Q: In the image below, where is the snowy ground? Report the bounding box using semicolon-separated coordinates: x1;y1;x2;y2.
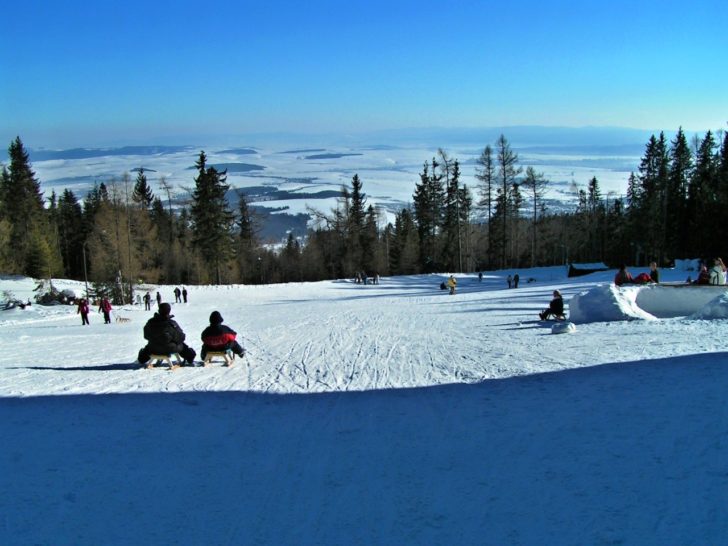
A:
2;266;728;544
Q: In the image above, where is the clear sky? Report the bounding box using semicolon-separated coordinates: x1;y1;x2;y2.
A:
1;0;727;147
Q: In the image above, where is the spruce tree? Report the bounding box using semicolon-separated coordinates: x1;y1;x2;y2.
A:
132;168;154;209
190;151;235;284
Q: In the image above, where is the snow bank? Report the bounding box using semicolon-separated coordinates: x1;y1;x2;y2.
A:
635;284;728;318
690;291;728;320
569;283;728;323
569;284;657;323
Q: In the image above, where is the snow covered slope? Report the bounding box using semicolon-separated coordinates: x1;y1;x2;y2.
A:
2;267;728;544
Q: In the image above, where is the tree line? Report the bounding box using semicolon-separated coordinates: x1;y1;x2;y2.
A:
1;128;726;300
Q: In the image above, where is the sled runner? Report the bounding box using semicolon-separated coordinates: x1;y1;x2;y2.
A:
203;350;234;367
146;353;182;370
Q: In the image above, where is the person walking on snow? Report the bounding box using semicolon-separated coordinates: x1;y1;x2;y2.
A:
447;275;457;295
174;287;181;303
77;298;90;325
99;297;113;324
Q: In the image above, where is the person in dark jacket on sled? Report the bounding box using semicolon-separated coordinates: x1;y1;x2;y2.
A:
200;311;245;361
539;290;565;321
137;302;196;366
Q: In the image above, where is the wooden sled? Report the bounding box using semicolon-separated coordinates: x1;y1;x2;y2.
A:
203;350;234;367
146;353;182;370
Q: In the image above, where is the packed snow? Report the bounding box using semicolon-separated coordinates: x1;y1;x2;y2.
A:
2;265;728;544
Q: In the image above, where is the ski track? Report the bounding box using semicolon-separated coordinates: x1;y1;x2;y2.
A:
2;273;728;397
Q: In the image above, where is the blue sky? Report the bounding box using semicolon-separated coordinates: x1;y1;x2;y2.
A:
1;0;727;147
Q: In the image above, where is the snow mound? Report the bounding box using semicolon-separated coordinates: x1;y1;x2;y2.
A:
569;284;657;324
690;291;728;320
551;321;576;334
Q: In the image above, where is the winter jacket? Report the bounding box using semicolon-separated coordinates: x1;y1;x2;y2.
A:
143;313;187;354
549;296;564;315
77;301;89;315
201;324;238;350
614;270;633;286
709;266;726;285
99;299;112;313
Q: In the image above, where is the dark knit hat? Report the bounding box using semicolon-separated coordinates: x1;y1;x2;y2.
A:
158;302;172;316
209;311;223;324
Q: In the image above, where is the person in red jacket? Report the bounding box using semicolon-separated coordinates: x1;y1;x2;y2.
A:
200;311;245;361
77;298;90;325
99;297;113;324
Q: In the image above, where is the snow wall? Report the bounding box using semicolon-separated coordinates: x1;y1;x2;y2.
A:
569;284;728;323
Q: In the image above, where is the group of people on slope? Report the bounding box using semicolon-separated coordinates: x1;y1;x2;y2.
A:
76;296;113;325
506;273;520;289
136;303;245;367
690;258;727;285
614;262;660;286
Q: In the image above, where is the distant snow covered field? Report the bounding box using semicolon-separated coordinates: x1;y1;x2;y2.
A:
2;265;728;544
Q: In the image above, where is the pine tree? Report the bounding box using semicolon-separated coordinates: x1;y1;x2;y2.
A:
190;151;235;284
132;168;154;209
412;159;445;272
667;128;692;259
687;131;717;256
521;166;548;267
475;145;496;269
1;137;59;276
495;135;521;268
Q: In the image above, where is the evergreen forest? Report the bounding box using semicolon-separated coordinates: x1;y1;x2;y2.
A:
1;128;727;302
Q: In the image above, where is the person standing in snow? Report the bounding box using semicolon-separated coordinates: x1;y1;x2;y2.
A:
182;287;188;303
447;275;457;295
174;287;181;303
709;258;726;285
513;273;520;288
143;291;151;311
507;274;512;289
98;297;113;324
200;311;245;361
156;291;162;306
137;303;196;366
77;298;90;325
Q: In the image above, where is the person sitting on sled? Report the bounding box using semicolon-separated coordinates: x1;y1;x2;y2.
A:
539;290;564;321
200;311;246;361
137;303;196;366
